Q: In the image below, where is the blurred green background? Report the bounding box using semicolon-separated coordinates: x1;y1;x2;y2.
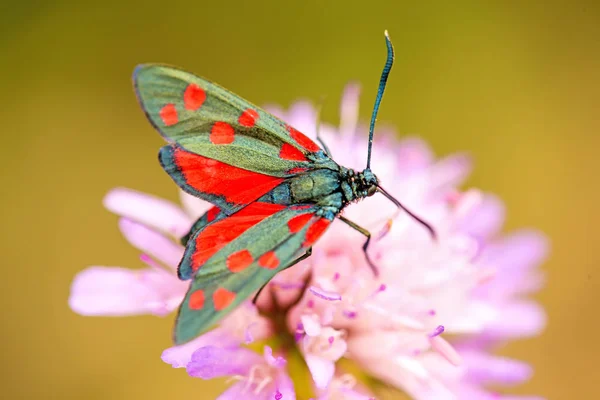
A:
1;1;598;398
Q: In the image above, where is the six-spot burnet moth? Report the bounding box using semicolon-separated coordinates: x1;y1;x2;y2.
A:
133;31;435;344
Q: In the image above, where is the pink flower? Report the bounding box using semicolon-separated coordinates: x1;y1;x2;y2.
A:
269;85;546;399
297;314;347;389
314;373;375;400
70;84;547;399
69;190;191;317
187;345;295;400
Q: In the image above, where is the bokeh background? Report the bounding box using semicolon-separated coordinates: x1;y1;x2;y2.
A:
1;1;598;399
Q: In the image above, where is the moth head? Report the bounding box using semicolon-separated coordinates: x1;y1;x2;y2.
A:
366;184;378;197
361;168;379;197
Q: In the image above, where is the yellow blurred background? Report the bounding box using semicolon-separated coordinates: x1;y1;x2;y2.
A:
1;1;598;399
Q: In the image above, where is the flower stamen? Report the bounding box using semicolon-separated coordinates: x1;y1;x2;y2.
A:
245;322;257;344
428;325;445;338
309;286;342;301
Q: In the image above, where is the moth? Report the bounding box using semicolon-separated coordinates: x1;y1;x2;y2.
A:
133;32;434;344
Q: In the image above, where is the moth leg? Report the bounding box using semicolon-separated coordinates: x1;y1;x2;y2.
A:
337;215;378;276
252;247;313;304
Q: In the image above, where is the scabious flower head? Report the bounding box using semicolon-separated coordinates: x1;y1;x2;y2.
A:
70;84;547;399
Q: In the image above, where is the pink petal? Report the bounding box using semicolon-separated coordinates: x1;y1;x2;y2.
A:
315;375;376;400
457;194;506;238
179;191;213;219
216;382;249;400
319;389;374;400
484;301;546;339
219;303;275;344
264;346;287;368
458;389;545;400
479;268;545;299
187;346;260;379
429;153;473;193
429;336;462;366
161;328;239;368
104;187;192;236
482;230;549;272
339;83;361;138
304;354;335;389
462;352;533;385
118;219;183;269
301;315;322;337
396;137;434;173
475;230;548;299
286;101;318;137
69;266;184;316
261;263;312;310
325;333;348;361
348;330;428;361
455;386;545;400
274;370;296;400
263;104;286;119
334;391;374;400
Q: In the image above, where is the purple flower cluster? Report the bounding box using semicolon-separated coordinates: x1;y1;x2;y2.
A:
70;85;546;399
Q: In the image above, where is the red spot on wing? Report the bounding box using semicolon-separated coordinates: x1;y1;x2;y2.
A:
238;109;259;127
258;251;279;269
280;143;307;162
159;104;178;126
210;122;235;144
183;84;206;111
188;289;205;310
288;213;314;233
227;249;254;273
288;126;320;152
192;202;286;272
213;288;236;310
304;218;331;247
173;147;284;205
207;206;220;223
287;167;308;174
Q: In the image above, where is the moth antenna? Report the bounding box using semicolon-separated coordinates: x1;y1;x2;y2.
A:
376;186;437;240
366;30;395;170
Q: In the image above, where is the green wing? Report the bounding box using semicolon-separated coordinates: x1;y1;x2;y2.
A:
174;204;332;344
134;64;338;177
